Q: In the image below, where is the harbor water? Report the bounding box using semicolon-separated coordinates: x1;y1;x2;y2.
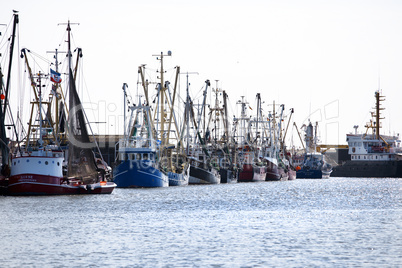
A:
1;178;401;267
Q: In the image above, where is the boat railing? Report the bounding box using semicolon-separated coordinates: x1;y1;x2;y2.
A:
19;148;64;158
116;137;158;150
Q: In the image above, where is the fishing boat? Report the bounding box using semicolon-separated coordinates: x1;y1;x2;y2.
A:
202;82;237;183
296;121;332;179
113;86;169;188
8;21;115;195
331;91;402;177
263;101;286;181
235;96;266;182
183;79;220;185
187;148;221;184
137;52;190;186
237;151;266;182
264;103;296;181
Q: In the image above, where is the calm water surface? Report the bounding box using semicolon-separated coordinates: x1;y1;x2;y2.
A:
1;178;401;267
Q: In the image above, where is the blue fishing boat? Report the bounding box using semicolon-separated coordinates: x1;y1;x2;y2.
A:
113;89;168;188
296;121;332;179
296;152;332;179
113;148;169;188
136;52;190;187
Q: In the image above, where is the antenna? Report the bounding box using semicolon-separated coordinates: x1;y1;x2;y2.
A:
378;63;381;92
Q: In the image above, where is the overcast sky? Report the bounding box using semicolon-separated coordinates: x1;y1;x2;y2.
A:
2;0;402;146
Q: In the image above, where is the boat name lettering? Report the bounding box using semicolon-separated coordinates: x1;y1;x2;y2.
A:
19;175;35;182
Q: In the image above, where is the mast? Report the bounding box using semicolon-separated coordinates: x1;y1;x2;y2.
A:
235;96;249;147
214;81;219;142
46;48;66;137
57;20;74;111
194;80;210;143
185;73;191;155
223;90;229;143
54;49;60;136
138;65;157;138
37;72;45;148
0;13;18;166
314;121;318;152
3;13;18;119
20;49;39;101
138;65;149;105
374;91;385;140
153;52;169;146
277;104;285;146
67;22;72;75
122;83;128;140
166;66;180;144
282;108;294;146
255;93;260;142
160;53;165;145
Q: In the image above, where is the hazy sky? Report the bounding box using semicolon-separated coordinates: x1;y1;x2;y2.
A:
2;0;402;146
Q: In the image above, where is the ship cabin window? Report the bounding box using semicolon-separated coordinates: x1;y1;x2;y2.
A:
358;156;360;159
199;155;204;161
376;156;378;159
143;154;148;160
129;154;135;160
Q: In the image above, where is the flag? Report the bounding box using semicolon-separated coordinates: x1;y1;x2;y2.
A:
50;69;62;83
